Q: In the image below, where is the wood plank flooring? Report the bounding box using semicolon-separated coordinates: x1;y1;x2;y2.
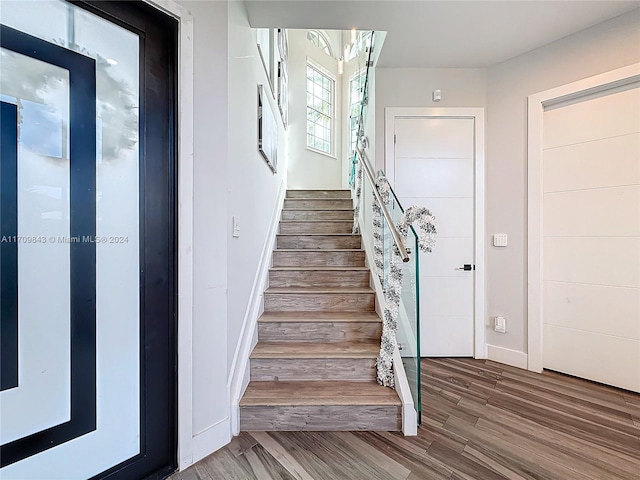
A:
172;358;640;480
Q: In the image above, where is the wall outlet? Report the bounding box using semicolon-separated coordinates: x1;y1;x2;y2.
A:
493;234;508;247
494;316;506;333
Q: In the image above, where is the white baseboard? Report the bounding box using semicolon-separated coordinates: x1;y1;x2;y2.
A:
228;180;286;435
393;348;417;436
487;344;528;370
191;418;231;465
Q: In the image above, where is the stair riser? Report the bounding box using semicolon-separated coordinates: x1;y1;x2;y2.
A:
277;235;361;250
251;358;376;381
264;293;375;312
282;210;354;221
273;251;365;267
269;270;370;288
283;199;353;210
279;222;353;234
286;190;351;199
258;322;382;343
240;405;401;431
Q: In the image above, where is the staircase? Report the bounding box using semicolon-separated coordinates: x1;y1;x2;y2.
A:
239;189;402;431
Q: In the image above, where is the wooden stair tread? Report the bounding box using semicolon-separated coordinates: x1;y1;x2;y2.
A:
258;311;381;323
282;207;354;211
265;286;373;294
251;341;379;358
277;233;360;236
240;381;400;406
270;266;368;271
279;219;353;223
275;248;364;252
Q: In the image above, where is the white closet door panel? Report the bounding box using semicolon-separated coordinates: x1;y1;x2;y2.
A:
544;281;640;340
544;325;640;392
544;185;640;237
544;237;640;288
421;316;474;357
543;87;640;149
421;238;473;277
421;276;473;317
543;133;640;192
395;158;473;198
395;118;474;158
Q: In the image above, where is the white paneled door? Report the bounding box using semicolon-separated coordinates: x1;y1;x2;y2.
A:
542;85;640;393
392;117;476;356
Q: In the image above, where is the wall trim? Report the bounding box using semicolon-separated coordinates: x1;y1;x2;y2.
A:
228;179;287;435
393;348;417;436
143;0;195;472
526;63;640;373
486;345;528;370
384;107;487;359
191;417;231;465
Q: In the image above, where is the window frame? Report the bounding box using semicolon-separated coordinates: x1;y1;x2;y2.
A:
305;59;336;158
306;30;333;58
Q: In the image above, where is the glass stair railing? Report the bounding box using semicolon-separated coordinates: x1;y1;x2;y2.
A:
348;31;436;428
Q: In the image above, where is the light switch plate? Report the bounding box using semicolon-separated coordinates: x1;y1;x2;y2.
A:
232;216;240;238
494;316;506;333
493;233;508;247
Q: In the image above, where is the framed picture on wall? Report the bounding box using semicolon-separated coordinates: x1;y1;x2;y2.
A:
278;61;288;128
256;28;271;88
258;84;277;173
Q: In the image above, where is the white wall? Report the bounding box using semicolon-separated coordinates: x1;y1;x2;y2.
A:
371;9;640;363
174;0;287;467
176;0;230;461
287;29;342;189
227;0;287;376
485;8;640;355
374;67;487;171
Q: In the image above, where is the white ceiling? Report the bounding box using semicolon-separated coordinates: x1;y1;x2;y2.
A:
244;1;640;67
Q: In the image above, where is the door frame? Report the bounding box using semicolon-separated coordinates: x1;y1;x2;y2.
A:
527;63;640;373
385;107;486;359
142;0;194;471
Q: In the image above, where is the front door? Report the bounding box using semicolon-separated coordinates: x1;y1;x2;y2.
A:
390;116;476;357
0;1;177;478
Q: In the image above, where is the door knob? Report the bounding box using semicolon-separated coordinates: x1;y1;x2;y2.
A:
455;264;474;271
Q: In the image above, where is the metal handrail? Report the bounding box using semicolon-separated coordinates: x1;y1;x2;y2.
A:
356;148;409;262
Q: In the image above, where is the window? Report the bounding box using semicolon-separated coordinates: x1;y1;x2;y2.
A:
349;71;367;155
306;63;334;155
306;30;333;58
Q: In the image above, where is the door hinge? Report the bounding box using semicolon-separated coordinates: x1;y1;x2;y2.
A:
394;133;397;144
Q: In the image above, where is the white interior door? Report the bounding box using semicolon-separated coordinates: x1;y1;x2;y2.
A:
393;117;475;356
542;85;640;393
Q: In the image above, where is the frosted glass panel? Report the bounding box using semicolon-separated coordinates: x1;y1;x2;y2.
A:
1;0;142;477
0;49;71;444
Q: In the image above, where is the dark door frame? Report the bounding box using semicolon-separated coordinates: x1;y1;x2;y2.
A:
73;2;179;479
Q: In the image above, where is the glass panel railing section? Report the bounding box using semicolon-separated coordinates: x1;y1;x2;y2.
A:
349;31;375;187
383;190;421;421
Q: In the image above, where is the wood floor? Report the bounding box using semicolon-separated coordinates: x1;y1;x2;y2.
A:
172;358;640;480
